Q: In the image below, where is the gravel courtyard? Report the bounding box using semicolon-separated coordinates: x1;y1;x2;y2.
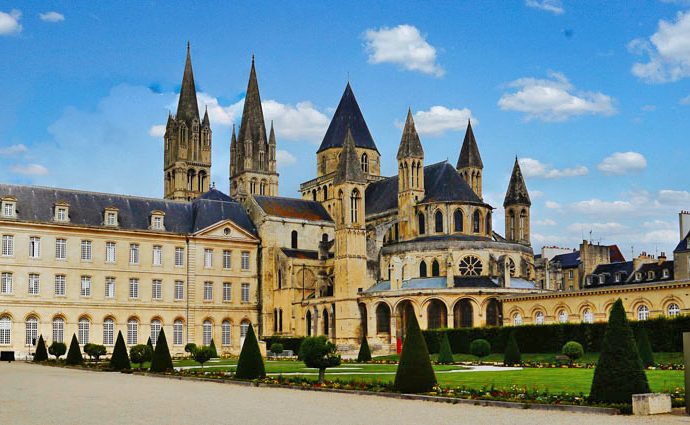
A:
0;363;686;425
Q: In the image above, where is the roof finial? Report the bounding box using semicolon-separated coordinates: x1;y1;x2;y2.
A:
251;53;255;64
187;40;190;53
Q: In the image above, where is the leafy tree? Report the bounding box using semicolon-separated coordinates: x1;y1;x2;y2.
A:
394;313;436;393
562;341;584;365
235;325;266;379
48;341;67;361
437;333;454;364
150;329;174;373
65;334;84;365
590;299;650;403
129;344;152;369
503;331;521;366
193;346;213;370
470;339;491;359
109;331;130;370
357;337;372;363
84;344;107;362
209;338;218;358
184;343;197;357
635;327;655;368
34;335;48;362
299;336;341;383
270;343;284;355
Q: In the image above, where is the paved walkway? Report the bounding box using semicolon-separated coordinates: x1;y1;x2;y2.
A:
0;362;686;425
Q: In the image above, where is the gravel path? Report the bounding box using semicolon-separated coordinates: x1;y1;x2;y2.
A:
0;362;686;425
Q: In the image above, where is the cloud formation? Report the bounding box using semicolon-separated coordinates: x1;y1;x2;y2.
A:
403;106;475;136
363;24;444;77
276;150;296;167
519;157;588;179
0;144;28;155
39;11;64;22
263;100;329;143
525;0;564;15
597;151;647;175
498;72;616;121
0;9;22;35
11;164;48;176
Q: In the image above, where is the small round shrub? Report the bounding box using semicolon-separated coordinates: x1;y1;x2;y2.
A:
130;344;152;368
48;341;67;360
184;343;197;355
270;343;284;355
84;343;107;362
562;341;584;363
193;346;214;368
469;339;491;358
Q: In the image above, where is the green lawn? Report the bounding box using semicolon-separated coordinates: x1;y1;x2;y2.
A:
375;352;684;365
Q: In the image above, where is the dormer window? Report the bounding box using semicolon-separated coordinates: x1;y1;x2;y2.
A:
150;211;165;230
104;208;119;227
648;271;655;280
598;275;605;284
614;272;621;283
54;202;69;223
2;198;16;218
585;276;592;285
635;272;642;281
662;269;670;278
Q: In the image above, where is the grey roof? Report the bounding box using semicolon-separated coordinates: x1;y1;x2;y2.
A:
254;196;333;222
176;43;200;125
197;188;234;202
589;261;634;287
281;248;321;260
396;109;424;160
509;278;537;289
674;231;690;252
551;251;580;268
456;121;483;169
333;127;367;185
317;83;378;153
453;276;499;288
504;158;531;207
633;261;674;282
0;184;257;236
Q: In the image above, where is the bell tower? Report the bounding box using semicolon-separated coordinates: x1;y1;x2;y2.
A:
456;120;483;199
396;109;424;241
504;157;531;245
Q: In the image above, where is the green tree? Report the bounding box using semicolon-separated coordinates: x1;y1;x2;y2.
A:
146;336;153;351
84;344;107;362
209;338;218;358
270;343;284;355
590;299;650;403
470;339;491;359
357;336;372;363
34;335;48;362
562;341;584;365
129;344;152;369
193;346;213;370
437;333;454;364
235;325;266;379
184;343;197;357
65;334;84;365
394;313;436;393
48;341;67;361
503;331;521;366
299;336;341;383
150;329;174;373
109;331;131;370
636;327;655;368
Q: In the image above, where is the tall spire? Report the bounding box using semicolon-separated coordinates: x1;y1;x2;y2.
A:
334;127;366;185
457;120;483;169
202;106;210;126
318;82;378;153
175;42;200;124
396;108;424;160
268;120;276;145
237;55;266;143
504;157;531;207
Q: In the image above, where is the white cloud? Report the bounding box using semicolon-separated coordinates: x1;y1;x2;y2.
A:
0;9;22;35
597;151;647;175
530;190;544;199
534;218;557;226
39;11;64;22
629;11;690;83
263;100;330;143
11;164;48;176
657;189;690;206
195;93;243;126
276;150;297;167
566;222;626;233
498;71;616;121
545;201;561;209
519;157;588;179
148;125;166;138
0;144;28;155
680;94;690;105
525;0;564;15
400;106;474;136
363;24;444;77
570;199;634;214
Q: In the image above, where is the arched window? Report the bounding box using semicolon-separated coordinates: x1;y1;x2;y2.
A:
361;153;368;173
311;190;317;200
418;213;426;235
376;303;391;334
431;259;440;277
350;189;360;224
519;210;527;240
323;309;330;336
535;311;545;325
273;309;278;333
26;316;39;346
509;210;516;240
427;299;447;329
0;316;11;345
419;261;427;278
323;185;328;200
558;310;568;323
203;320;213;345
53;317;65;343
637;305;650;321
222;320;232;346
473;210;481;233
150;319;161;346
458;255;483;276
260;180;267;195
486;211;492;234
291;230;298;249
582;309;594;324
103;318;114;345
306;311;312;336
453;209;463;232
240;320;250;346
454;299;473;328
486;299;501;326
513;313;522;326
434;210;444;233
338;190;345;225
668;303;681;317
173;320;184;346
127;318;138;345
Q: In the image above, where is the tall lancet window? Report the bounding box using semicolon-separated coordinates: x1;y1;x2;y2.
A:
350;189;360;224
361;153;368;173
509;210;516;240
519;210;527;240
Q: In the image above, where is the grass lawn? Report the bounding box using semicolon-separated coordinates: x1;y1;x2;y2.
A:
375;352;684;365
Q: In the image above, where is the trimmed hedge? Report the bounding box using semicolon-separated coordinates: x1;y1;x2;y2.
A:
150;329;174;372
422;314;690;354
34;335;48;362
262;336;304;354
235;325;265;379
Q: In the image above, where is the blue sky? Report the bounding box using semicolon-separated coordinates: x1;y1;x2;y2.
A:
1;1;690;257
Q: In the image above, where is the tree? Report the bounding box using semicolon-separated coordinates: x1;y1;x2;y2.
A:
184;343;197;357
129;344;152;369
270;343;284;356
590;299;650;404
109;331;131;370
84;344;107;362
209;338;218;358
394;313;436;393
34;335;48;362
235;325;266;380
150;329;174;373
146;336;153;351
357;337;372;363
470;339;491;359
48;341;67;361
299;336;341;383
636;327;655;368
65;334;84;366
503;331;521;366
562;341;584;365
437;333;454;364
193;346;213;370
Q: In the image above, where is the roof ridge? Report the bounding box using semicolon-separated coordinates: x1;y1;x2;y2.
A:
0;183;188;205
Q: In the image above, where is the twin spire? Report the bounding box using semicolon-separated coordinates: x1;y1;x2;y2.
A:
457;120;483;169
504;157;531;207
238;55;267;144
334;127;367;185
396;109;424;160
176;42;200;124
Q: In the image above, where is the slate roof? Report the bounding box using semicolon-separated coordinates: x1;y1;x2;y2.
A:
551;251;580;268
609;245;626;262
456;121;483;169
333;128;367;185
454;276;499;288
396;109;424;160
197;188;234;202
317;83;378;153
634;261;674;282
504;158;531;207
0;184;257;236
365;161;485;216
588;261;634;287
254;196;333;222
674;231;690;252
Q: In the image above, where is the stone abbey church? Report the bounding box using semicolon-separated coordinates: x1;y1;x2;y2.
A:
2;45;690;357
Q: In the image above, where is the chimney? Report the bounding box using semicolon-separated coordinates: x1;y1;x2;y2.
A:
680;211;690;240
658;251;667;264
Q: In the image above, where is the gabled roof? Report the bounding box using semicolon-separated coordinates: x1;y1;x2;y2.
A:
253;196;333;222
396;109;424;160
176;42;200;124
609;245;626;262
551;251;580;268
504;157;531;207
317;83;378;153
197;188;234;202
237;56;267;143
456;121;483;169
633;261;674;282
674;231;690;252
589;261;634;287
333;127;367;185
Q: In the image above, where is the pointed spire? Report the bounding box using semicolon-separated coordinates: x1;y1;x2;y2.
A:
397;108;424;160
268;120;276;145
457;120;483;169
231;124;237;144
202;106;210;126
237;55;266;144
334;127;367;185
318;82;378;153
504;157;531;207
175;42;200;124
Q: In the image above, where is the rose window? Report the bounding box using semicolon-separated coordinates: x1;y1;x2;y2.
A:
458;255;483;276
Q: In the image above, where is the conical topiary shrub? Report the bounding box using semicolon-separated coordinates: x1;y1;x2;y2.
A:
34;335;48;362
504;331;521;366
437;333;454;364
635;327;655;368
110;330;131;370
150;328;174;373
147;336;153;351
394;313;437;393
65;334;84;365
209;338;218;358
589;299;650;403
235;325;265;379
357;336;372;363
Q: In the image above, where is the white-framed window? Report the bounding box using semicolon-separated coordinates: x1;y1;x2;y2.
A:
223;282;232;302
0;316;10;344
152;245;162;266
129;278;139;299
240;321;250;340
152;279;162;300
175;247;184;266
173;320;183;345
25;316;38;346
29;236;41;258
558;310;568;323
662;269;670;278
583;309;594;324
103;318;114;345
614;273;621;283
52;317;64;343
28;273;40;295
174;280;184;300
222;320;231;346
78;317;90;344
105;277;115;298
668;303;681;317
203;281;213;301
241;251;250;270
55;206;68;222
535;311;544;325
81;240;92;261
127;319;138;345
648;271;655;280
513;313;522;326
637;305;650;320
129;244;139;265
204;249;213;268
55;275;65;296
150;320;161;345
223;250;232;269
55;238;66;260
105;242;116;263
105;211;118;226
152;215;163;230
80;276;91;297
202;320;212;345
241;283;250;303
568;270;574;279
1;272;12;294
2;201;16;218
1;235;14;256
